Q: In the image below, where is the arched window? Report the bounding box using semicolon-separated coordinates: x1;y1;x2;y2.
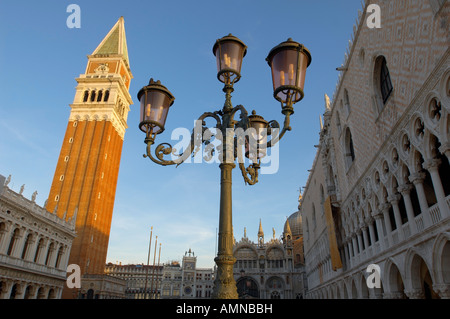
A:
83;90;89;102
344;127;355;169
87;289;94;299
97;90;103;102
312;204;316;229
21;233;32;259
305;218;309;240
55;246;64;268
344;89;351;115
34;238;44;263
104;90;110;102
0;222;7;248
375;56;393;105
320;185;325;216
380;57;393;103
45;242;55;266
90;90;96;102
336;111;342;134
7;228;19;256
9;284;17;299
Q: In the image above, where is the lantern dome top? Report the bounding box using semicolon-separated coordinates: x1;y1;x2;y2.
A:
266;38;312;67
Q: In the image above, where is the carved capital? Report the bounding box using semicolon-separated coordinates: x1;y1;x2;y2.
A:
433;284;450;299
423;158;441;172
379;203;391;213
398;183;413;195
365;216;374;224
387;194;402;205
404;289;425;299
409;171;426;185
372;209;384;219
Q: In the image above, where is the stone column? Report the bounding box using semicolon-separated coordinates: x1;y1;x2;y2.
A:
380;204;393;247
36;238;50;265
8;228;22;257
398;183;419;234
362;224;370;252
27;285;38;299
424;159;449;219
0;222;12;254
48;242;58;267
59;245;71;270
388;194;405;241
372;210;386;250
343;241;350;267
351;235;358;257
22;234;34;261
14;283;26;299
409;172;432;227
29;236;42;263
357;229;364;253
366;217;376;247
346;239;353;268
12;228;27;258
0;281;13;299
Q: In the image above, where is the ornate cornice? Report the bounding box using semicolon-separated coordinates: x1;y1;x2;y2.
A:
68;104;128;139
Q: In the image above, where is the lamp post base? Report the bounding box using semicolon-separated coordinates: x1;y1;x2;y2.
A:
212;255;238;299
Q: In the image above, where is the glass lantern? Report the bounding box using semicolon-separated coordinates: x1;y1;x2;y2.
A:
213;34;247;85
266;38;311;111
138;78;175;136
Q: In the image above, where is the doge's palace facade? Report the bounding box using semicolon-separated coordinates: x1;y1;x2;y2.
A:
301;0;450;299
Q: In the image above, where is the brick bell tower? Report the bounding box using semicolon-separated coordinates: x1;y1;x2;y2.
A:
46;17;133;298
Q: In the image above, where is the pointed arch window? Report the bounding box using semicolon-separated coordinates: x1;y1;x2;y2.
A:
344;127;355;169
343;89;351;116
379;56;393;104
336;111;342;135
312;203;316;229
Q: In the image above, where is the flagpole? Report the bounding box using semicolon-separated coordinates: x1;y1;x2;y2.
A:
155;243;162;299
150;235;158;298
143;226;152;299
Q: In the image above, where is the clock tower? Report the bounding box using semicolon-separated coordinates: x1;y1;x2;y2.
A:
181;249;197;298
46;17;133;298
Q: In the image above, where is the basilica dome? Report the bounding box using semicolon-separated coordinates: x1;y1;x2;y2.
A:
284;210;303;238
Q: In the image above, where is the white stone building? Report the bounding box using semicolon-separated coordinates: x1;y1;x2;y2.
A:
106;249;214;299
300;0;450;299
0;174;76;299
232;219;307;299
104;262;163;299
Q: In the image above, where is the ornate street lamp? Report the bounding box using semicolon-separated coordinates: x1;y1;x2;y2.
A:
138;35;311;299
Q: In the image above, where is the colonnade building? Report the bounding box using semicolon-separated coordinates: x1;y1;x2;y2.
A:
0;174;76;299
300;0;450;299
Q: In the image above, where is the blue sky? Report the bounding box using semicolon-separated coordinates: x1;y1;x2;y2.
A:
0;0;363;268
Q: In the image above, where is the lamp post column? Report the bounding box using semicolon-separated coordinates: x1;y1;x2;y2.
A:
213;161;238;299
